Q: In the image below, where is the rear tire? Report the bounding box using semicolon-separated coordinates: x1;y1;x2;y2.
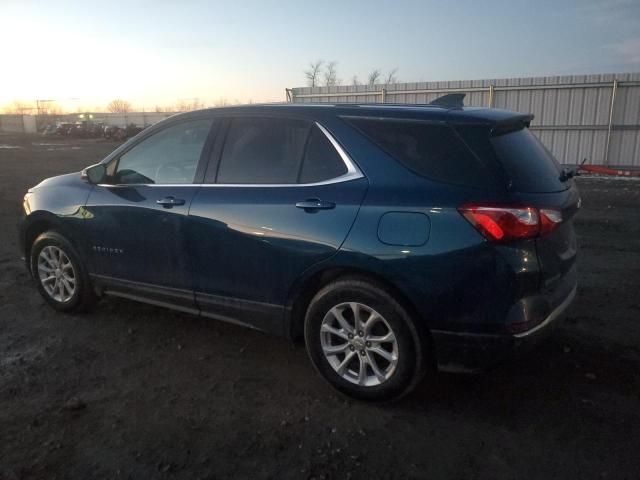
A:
30;231;95;312
304;277;427;402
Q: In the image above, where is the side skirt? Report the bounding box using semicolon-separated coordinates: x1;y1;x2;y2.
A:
90;274;199;315
90;274;285;335
196;291;285;336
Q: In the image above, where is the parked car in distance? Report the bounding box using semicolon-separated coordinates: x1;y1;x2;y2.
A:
87;122;105;138
55;123;76;136
69;124;88;137
102;124;145;141
19;99;579;401
103;125;119;139
41;125;57;136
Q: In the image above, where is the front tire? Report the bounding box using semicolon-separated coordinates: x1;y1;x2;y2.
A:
304;277;427;402
30;231;95;312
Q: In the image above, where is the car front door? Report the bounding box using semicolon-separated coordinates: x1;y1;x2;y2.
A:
84;116;217;310
187;115;368;334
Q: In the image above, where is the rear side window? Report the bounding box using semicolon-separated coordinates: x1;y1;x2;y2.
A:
490;128;565;193
217;117;309;184
298;126;347;183
345;117;490;187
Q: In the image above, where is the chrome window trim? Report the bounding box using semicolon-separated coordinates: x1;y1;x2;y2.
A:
313;122;361;179
99;121;364;188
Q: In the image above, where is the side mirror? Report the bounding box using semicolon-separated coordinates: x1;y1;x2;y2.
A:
81;163;107;184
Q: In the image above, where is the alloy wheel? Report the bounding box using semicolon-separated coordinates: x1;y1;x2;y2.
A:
320;302;399;387
37;245;76;303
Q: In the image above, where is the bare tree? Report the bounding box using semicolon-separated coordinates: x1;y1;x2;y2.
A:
175;98;204;112
190;98;204;110
351;75;360;86
367;69;381;87
324;61;338;87
106;99;132;113
384;68;399;85
45;102;63;115
304;60;324;87
35;100;63;115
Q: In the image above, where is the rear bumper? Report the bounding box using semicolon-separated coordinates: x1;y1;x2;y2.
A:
432;284;577;372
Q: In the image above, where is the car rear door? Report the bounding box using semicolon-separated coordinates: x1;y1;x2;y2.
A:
84;116;217;310
186;115;368;334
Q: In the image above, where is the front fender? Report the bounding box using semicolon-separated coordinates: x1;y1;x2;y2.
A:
19;173;94;269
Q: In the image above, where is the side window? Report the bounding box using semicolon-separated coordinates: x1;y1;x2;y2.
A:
298;126;348;183
217;117;309;184
114;118;213;184
344;117;491;188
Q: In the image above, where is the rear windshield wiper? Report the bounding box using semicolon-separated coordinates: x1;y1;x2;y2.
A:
559;167;577;182
560;157;587;182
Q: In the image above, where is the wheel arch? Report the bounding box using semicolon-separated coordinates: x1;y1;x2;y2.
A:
22;212;70;273
285;263;430;347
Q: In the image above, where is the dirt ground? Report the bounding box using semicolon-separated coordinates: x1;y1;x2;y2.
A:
1;133;639;480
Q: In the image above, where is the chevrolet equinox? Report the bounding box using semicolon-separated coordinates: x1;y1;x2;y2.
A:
19;98;579;401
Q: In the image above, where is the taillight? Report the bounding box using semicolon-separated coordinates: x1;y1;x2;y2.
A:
539;208;563;235
458;203;562;242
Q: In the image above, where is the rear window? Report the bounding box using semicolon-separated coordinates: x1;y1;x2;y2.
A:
345;117;491;188
299;126;347;183
490;128;565;193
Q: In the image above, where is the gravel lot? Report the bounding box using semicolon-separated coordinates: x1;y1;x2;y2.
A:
1;133;639;479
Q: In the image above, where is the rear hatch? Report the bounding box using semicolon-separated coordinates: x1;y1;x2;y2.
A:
489;124;580;295
458;116;580;296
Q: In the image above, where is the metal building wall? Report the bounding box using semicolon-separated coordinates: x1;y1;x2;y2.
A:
0;115;37;133
289;73;640;168
0;115;26;133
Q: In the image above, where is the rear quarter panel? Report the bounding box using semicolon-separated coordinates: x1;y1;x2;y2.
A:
338;186;526;334
316;115;540;334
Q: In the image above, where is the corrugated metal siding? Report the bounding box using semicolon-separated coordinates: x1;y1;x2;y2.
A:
290;73;640;168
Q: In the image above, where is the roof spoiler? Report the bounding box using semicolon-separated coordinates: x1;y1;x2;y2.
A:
491;114;535;136
428;93;465;108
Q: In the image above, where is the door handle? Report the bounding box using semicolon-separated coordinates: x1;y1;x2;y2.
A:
156;196;186;208
295;199;336;211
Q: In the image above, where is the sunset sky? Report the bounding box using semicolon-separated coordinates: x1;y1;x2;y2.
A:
1;0;639;112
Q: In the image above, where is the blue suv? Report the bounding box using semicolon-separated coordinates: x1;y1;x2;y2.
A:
19;100;579;401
